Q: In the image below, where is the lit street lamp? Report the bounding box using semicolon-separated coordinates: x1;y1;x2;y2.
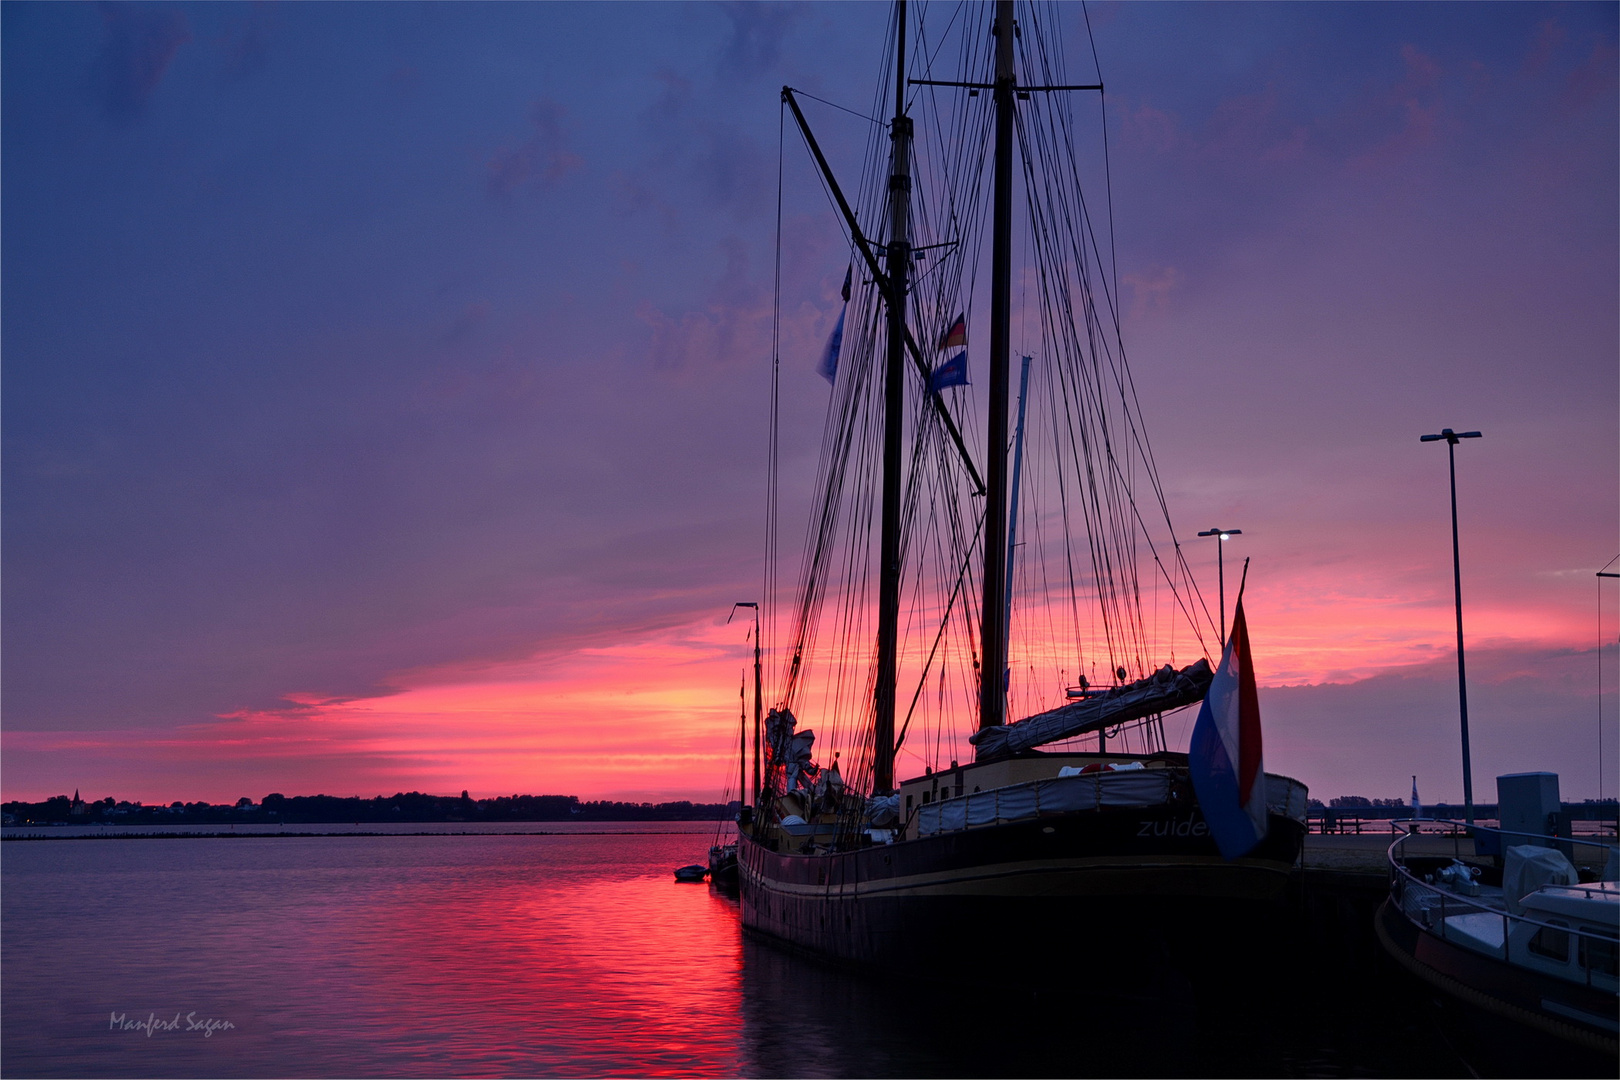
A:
1197;528;1243;648
1421;427;1481;825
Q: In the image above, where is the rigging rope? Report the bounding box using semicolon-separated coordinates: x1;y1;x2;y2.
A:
765;1;1221;801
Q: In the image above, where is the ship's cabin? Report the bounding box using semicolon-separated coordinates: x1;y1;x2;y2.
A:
1513;883;1620;990
895;750;1187;842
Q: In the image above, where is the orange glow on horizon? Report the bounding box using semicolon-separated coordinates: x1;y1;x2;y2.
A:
1;552;1596;806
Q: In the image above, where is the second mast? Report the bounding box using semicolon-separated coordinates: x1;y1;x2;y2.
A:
873;0;912;793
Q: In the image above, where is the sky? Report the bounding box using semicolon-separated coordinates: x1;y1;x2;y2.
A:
4;1;1616;807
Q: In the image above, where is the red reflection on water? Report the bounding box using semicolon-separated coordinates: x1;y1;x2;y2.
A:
2;831;750;1078
298;834;744;1077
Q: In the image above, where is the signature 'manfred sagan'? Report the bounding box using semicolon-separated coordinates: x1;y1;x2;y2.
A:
109;1011;234;1038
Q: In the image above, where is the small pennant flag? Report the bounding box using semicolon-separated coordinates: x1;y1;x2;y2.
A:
939;313;966;351
841;264;852;303
817;307;846;385
929;350;969;393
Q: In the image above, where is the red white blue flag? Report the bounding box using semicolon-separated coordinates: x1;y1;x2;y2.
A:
939;313;966;351
1188;598;1267;858
929;349;968;392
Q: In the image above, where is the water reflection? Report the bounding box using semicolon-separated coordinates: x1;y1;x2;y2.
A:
736;910;1470;1079
4;831;747;1077
3;830;1469;1078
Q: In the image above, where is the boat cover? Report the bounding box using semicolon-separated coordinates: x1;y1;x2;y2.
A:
969;659;1214;761
864;793;900;826
1504;844;1578;915
765;707;820;793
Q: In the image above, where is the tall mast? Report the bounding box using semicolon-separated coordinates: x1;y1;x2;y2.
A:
873;0;911;793
978;0;1016;731
752;604;762;805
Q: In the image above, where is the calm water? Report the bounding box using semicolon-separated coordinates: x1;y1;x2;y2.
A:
2;824;1469;1078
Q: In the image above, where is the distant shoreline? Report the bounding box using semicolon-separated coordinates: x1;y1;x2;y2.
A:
3;792;741;828
1;824;727;841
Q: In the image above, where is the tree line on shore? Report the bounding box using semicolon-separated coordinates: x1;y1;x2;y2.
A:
7;791;1613;827
1308;796;1618;820
2;791;740;825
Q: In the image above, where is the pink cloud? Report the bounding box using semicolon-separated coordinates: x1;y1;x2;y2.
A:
1350;44;1446;168
1123;265;1179;318
1123;101;1179;154
1;619;757;805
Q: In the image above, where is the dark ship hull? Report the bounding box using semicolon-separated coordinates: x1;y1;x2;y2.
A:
739;794;1304;971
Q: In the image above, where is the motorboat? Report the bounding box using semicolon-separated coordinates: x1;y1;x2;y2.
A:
1378;821;1618;1074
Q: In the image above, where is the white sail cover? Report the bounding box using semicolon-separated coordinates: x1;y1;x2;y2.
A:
915;770;1308;838
970;660;1214;761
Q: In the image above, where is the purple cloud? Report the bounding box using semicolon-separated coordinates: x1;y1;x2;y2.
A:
93;3;190;122
1562;36;1619;114
486;98;583;199
717;2;798;78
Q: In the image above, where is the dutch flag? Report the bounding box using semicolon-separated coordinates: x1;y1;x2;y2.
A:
929;349;969;393
1188;598;1268;859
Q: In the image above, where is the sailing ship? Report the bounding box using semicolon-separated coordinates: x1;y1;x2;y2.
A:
736;0;1308;971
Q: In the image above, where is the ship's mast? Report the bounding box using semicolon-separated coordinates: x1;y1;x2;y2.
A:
873;0;911;793
978;0;1016;731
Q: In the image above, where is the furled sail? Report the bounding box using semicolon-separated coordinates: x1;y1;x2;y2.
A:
969;660;1214;762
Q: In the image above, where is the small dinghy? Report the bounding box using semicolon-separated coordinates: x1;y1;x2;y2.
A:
673;864;708;883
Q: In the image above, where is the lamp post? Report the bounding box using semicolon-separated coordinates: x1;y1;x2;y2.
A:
1197;528;1243;648
1421;428;1481;824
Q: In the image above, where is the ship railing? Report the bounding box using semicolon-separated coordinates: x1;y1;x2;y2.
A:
1309;812;1468;836
1387;819;1619;990
914;771;1307;838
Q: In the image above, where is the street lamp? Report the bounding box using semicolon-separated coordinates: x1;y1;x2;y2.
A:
1197;528;1243;648
1421;427;1481;824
